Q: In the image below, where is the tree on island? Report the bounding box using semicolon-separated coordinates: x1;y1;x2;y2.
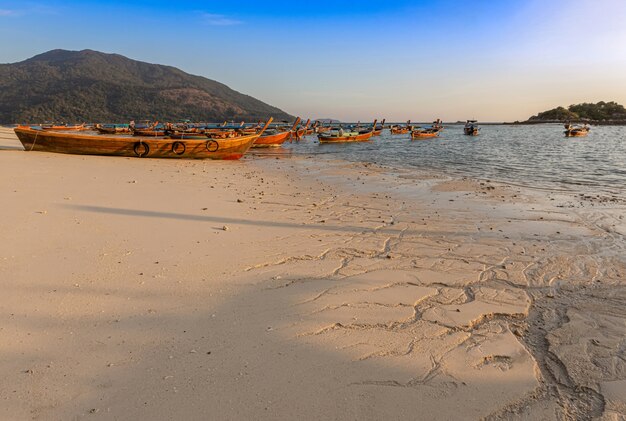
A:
528;101;626;122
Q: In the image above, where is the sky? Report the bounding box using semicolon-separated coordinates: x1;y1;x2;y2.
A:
1;0;626;121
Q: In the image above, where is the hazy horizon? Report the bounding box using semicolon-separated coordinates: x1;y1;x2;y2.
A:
1;0;625;122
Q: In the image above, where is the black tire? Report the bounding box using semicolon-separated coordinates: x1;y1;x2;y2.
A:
134;142;149;157
172;141;186;155
206;140;219;153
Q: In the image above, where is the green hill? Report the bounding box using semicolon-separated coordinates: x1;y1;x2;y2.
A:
0;49;294;124
528;101;626;122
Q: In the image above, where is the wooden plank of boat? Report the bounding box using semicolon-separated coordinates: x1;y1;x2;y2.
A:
14;118;273;160
318;120;377;143
254;117;301;147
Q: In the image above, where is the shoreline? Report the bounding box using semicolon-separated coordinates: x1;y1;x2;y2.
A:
1;129;625;419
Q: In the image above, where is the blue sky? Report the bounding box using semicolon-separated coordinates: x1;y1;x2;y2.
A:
1;0;626;121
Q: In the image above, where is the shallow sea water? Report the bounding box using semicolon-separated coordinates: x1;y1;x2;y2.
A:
283;124;626;198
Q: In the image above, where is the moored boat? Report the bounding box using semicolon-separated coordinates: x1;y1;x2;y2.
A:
410;127;440;139
293;119;311;140
14;118;273;160
463;120;480;136
318;120;377;143
564;124;590;137
390;120;411;135
372;119;386;136
253;117;301;147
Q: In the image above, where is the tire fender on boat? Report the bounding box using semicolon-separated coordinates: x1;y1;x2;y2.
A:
134;141;150;157
172;141;186;155
206;140;219;153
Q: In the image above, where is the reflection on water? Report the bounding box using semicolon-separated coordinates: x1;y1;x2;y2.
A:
283;124;626;197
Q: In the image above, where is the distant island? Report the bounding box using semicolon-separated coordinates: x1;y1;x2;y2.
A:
526;101;626;124
0;49;294;124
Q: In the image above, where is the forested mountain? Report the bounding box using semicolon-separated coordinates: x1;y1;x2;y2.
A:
0;49;293;123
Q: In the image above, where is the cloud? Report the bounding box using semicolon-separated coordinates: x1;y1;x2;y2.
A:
202;13;242;26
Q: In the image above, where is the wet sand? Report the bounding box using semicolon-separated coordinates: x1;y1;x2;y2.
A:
1;127;625;420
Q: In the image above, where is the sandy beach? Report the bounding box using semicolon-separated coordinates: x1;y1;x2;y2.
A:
1;126;625;420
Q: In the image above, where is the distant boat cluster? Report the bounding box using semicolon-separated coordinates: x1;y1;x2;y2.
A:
13;117;590;160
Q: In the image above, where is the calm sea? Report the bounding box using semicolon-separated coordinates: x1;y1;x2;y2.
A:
283;124;626;198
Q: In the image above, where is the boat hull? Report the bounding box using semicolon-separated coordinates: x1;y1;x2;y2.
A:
14;127;259;160
390;128;409;135
253;130;292;147
411;131;439;139
564;130;589;137
318;132;374;143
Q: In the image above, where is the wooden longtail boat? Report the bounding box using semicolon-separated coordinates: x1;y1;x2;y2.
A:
293;119;311;140
463;120;480;136
41;123;86;131
432;119;444;131
304;121;315;135
13;118;273;160
411;127;440;139
372;119;386;136
253;117;301;147
318;120;377;144
564;124;590;137
390;120;411;135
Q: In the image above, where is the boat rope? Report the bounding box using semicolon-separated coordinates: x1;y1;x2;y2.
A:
30;131;39;151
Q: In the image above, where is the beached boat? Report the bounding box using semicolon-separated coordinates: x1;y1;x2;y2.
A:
41;123;86;131
253;118;301;147
410;127;440;139
564;124;590;137
463;120;480;136
13;118;273;160
390;120;411;135
318;120;377;143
